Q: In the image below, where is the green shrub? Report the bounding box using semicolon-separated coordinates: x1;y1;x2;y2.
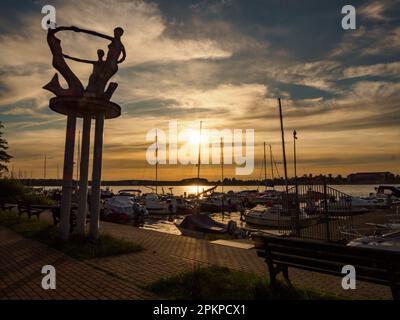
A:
0;178;54;205
20;192;55;205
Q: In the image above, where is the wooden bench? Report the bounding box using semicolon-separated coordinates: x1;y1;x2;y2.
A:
252;233;400;300
17;201;47;220
51;206;90;233
0;201;14;211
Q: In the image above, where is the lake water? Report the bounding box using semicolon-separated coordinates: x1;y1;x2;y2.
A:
108;184;391;198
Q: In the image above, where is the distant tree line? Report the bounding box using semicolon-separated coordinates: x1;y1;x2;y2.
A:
14;173;400;187
0;122;12;177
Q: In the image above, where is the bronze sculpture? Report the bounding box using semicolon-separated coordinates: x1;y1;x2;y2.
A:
43;26;126;101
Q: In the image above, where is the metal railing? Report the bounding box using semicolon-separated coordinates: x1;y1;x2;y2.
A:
278;180;354;242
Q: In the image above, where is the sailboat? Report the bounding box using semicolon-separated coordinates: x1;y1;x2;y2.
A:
144;132;175;215
253;143;283;205
244;99;299;228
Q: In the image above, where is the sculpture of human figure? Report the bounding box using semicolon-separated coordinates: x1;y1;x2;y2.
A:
43;26;85;97
65;26;126;99
63;49;109;98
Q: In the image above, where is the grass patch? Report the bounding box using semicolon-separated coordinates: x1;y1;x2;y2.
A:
147;266;338;300
0;210;143;260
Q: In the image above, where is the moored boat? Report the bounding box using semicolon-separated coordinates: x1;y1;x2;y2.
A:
347;230;400;252
244;204;316;228
103;190;147;223
175;213;242;239
144;193;176;215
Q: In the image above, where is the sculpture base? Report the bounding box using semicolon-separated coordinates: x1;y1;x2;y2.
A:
49;96;121;119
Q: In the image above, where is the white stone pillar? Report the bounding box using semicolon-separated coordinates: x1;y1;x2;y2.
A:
59;113;77;241
77;115;91;236
89;113;104;239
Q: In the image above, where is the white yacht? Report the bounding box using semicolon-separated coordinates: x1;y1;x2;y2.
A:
244;204;315;228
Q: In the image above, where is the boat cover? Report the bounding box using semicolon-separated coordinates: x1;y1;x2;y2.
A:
178;214;227;233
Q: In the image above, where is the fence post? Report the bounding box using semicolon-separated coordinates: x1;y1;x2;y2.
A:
294;181;300;237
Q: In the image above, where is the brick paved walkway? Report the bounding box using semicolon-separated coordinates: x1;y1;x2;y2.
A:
97;221;391;299
0;226;155;300
0;213;392;300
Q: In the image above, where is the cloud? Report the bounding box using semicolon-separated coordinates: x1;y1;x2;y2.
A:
342;61;400;78
258;60;342;92
330;25;400;58
359;0;400;21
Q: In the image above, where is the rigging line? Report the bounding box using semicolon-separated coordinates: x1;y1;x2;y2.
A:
271;153;282;180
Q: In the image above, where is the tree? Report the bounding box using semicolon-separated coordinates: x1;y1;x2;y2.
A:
0;122;12;176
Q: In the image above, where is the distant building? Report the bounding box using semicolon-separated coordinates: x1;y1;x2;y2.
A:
347;172;395;184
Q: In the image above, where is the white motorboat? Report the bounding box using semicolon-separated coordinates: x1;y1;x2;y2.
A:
103;191;147;223
199;194;238;213
244;204;315;228
145;193;176;215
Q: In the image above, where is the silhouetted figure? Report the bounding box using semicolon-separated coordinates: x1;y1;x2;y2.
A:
64;49;108;97
239;200;245;221
43;27;84;96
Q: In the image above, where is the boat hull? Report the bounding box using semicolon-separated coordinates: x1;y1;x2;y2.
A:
244;212;316;228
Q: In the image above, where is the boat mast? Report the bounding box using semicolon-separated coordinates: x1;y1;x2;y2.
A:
196;120;203;196
263;142;267;190
221;137;224;193
155;131;158;195
278;98;289;193
269;144;274;189
43;155;47;191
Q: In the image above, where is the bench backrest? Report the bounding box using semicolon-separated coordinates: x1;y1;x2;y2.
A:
17;201;31;210
253;233;400;284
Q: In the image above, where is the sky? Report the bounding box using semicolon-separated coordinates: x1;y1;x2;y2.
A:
0;0;399;181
